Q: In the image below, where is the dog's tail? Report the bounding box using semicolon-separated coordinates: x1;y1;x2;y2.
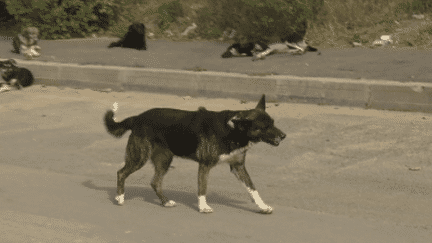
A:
104;110;135;138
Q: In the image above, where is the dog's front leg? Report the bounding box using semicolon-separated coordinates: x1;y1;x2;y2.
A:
198;164;213;213
230;164;273;214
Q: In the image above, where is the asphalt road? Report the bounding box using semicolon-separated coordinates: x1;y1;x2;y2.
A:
1;86;431;242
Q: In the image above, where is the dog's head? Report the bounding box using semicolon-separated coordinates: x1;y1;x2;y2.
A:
0;59;17;68
222;44;241;58
24;27;39;40
228;95;286;146
130;23;145;34
19;27;39;45
221;48;236;58
0;59;18;79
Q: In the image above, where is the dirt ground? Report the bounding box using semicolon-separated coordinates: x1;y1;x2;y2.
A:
0;86;431;242
1;37;432;83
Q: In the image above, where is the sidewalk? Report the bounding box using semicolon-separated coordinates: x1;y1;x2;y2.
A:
1;37;432;112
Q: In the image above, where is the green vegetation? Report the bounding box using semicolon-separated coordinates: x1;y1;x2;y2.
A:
3;0;432;47
6;0;118;39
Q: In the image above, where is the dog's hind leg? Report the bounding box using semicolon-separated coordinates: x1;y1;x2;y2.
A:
150;146;176;207
230;164;273;214
116;135;150;205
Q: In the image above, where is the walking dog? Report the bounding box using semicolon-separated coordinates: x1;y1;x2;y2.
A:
104;95;286;213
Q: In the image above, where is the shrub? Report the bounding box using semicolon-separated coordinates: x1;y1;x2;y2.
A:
5;0;119;39
157;0;184;31
196;0;318;42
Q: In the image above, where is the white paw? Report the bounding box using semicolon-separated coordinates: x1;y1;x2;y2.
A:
115;194;125;205
258;205;273;214
0;85;12;93
199;206;214;213
245;188;273;214
198;195;213;213
163;200;177;207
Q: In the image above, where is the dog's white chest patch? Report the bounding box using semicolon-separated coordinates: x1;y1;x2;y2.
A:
218;142;253;164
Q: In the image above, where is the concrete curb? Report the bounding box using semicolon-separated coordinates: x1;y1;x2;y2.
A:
6;59;432;113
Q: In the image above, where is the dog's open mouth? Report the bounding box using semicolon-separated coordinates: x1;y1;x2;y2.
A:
267;137;284;146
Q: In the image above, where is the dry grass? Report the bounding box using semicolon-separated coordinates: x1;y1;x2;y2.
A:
306;0;432;48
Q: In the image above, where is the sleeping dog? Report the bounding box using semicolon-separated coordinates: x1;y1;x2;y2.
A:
221;42;269;58
252;39;319;61
104;95;286;213
222;40;318;60
0;59;34;92
108;22;147;50
222;20;318;60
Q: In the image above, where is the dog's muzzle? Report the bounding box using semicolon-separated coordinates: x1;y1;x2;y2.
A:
264;128;286;146
271;135;285;146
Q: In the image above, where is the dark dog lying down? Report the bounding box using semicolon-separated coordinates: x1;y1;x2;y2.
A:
221;42;269;58
108;22;147;50
0;59;34;92
104;95;286;213
222;40;318;60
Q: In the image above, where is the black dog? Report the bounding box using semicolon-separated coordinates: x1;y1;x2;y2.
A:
108;22;147;50
0;59;34;89
104;95;286;213
221;42;269;58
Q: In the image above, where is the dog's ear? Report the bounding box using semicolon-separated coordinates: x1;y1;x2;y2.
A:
227;113;252;131
255;94;266;111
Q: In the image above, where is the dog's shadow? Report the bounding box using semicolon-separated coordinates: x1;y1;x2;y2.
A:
81;180;257;213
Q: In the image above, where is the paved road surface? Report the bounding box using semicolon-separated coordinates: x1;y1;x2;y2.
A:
1;86;431;242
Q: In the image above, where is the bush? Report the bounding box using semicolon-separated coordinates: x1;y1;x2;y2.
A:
157;0;184;31
196;0;318;42
5;0;119;39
